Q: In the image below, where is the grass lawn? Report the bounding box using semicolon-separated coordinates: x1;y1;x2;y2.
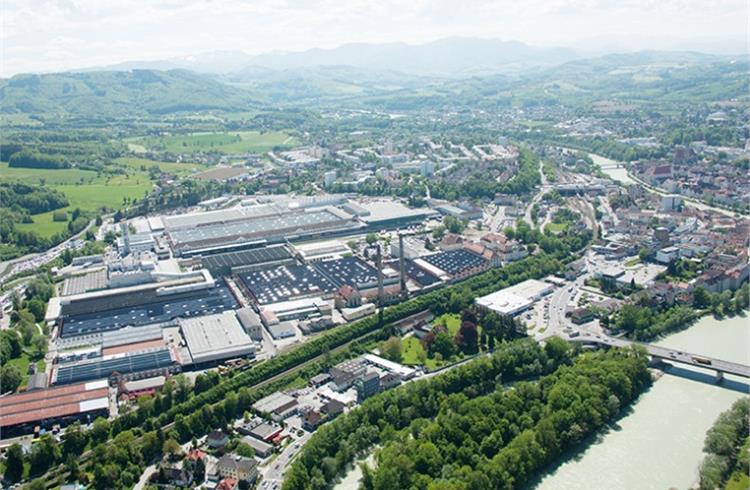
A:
5;347;46;390
136;130;296;154
400;335;458;371
545;222;568;234
435;313;461;336
402;336;426;366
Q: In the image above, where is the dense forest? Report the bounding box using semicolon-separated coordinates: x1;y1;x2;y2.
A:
283;342;652;489
7;150;69;169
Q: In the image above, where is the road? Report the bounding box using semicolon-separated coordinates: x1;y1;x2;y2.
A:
0;217;97;285
261;432;312;487
523;160;549;227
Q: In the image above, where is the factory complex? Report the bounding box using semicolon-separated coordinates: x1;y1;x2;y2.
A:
7;195;531;437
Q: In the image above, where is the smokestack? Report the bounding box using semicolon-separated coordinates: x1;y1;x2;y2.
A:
376;243;384;308
398;232;407;296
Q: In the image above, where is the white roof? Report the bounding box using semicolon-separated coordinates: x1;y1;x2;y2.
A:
180;311;256;364
475;279;554;316
79;397;109;412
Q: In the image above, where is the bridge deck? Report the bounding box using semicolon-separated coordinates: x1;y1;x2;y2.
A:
570;336;750;379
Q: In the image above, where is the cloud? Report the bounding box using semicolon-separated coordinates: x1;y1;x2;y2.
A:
1;0;746;75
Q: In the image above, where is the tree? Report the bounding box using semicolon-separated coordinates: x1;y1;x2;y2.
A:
235;442;255;458
90;417;110;444
4;443;24;482
693;286;711;309
544;336;571;365
444;215;466;234
26;298;47;322
1;364;22;393
454;320;478;354
163;438;182;460
29;434;60;476
380;336;403;363
62;421;88;456
430;331;455;359
365;233;379;246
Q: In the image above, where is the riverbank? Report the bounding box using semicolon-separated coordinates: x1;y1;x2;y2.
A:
534;314;750;490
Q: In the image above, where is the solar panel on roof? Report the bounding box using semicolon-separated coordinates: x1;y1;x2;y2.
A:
61;284;238;337
54;348;174;385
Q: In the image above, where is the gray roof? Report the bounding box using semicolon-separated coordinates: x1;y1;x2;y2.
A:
180;311;255;364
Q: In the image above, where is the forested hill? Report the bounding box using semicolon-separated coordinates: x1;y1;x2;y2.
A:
0;69;257;116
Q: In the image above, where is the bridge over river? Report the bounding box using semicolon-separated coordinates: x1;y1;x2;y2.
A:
571;335;750;381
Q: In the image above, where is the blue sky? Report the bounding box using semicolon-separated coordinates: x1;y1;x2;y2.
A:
1;0;746;76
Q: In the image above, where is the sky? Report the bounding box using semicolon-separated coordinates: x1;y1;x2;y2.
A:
1;0;747;76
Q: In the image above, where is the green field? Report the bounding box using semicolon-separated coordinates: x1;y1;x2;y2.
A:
0;162;99;185
135;130;296;154
2;160;164;237
16;181;152;237
114;157;210;177
435;313;461;336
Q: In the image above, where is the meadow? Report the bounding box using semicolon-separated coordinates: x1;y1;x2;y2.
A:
134;130;296;154
1;157;200;238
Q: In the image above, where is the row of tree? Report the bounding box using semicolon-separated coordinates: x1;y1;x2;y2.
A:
611;303;700;340
698;397;750;490
284;341;651;489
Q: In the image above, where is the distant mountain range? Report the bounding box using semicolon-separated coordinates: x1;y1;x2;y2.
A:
0;69;256;116
77;38;585;77
1;38;744;118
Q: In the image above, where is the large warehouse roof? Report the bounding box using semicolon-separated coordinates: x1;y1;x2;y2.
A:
168;207;359;253
313;256;383;290
180;311;256;365
0;380;109;429
238;264;336;305
52;348;175;385
475;279;554;317
200;245;293;275
421;249;487;276
61;283;238;338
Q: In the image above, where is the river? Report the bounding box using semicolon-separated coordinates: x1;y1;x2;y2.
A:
590;153;636;186
331;315;749;490
590;152;739;217
535;314;750;490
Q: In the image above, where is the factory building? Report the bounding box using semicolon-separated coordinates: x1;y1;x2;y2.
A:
179;311;257;366
0;380;110;437
475;279;555;318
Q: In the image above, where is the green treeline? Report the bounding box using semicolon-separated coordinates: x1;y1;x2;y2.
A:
284;342;652;490
700;398;750;490
7;149;69;169
699;398;750;490
611;304;700;340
